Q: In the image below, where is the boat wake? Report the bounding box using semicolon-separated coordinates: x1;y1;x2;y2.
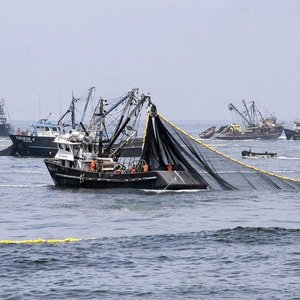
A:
277;156;300;160
141;189;205;194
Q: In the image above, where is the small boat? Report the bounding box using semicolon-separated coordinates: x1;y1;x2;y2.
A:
284;119;300;140
0;99;13;137
216;100;284;140
199;126;216;139
241;148;277;159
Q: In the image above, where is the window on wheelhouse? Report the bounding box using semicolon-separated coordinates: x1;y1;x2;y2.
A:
35;126;45;133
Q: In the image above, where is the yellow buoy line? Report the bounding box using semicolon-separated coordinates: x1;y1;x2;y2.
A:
0;238;82;245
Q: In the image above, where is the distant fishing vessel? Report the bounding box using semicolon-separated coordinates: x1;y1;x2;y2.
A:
8;87;95;157
216;100;284;140
9;116;62;157
0;99;13;137
284;119;300;140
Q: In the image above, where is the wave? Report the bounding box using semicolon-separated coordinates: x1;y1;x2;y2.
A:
0;184;49;188
50;226;294;252
76;226;300;246
0;170;47;174
213;226;300;240
1;227;299;247
277;156;300;160
141;226;300;243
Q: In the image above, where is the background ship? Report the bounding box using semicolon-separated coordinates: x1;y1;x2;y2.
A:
216;100;284;140
0;99;13;137
9;117;62;157
284;119;300;140
7;87;95;157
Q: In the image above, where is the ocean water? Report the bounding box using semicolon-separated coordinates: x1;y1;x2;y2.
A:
1;123;300;299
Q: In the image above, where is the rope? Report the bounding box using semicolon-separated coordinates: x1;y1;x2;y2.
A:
150;175;177;198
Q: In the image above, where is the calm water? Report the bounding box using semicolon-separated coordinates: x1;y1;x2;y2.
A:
1;123;300;299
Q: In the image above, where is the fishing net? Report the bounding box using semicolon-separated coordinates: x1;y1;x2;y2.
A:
142;113;300;191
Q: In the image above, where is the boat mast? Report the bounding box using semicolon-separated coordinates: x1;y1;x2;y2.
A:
97;98;106;156
242;100;254;126
102;94;150;157
45;112;52;121
251;101;255;124
110;88;138;138
57;91;80;129
71;92;76;129
228;103;251;127
104;92;132;116
0;99;7;124
254;101;265;123
80;86;95;124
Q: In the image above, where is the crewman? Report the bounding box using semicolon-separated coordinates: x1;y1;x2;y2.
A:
89;160;96;172
130;164;136;174
114;165;122;174
167;163;173;172
142;162;149;172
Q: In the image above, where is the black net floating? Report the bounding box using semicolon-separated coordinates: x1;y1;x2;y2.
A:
142;113;300;191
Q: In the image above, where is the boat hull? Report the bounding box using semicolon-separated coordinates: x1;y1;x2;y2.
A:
241;150;277;158
216;130;283;140
284;128;300;140
9;134;57;157
44;159;207;190
8;135;143;158
0;124;12;137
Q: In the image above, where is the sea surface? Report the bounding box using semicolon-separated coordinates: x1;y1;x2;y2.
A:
1;121;300;299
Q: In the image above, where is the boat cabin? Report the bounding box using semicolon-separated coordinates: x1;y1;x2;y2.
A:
294;119;300;132
32;119;61;137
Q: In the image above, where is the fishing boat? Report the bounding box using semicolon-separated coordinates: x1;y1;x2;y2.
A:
44;89;207;190
44;89;300;191
7;87;95;157
9;117;62;157
241;148;277;159
0;99;13;137
199;126;216;139
284;119;300;140
216;100;284;140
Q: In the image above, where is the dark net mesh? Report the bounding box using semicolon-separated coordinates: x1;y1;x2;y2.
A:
142;114;300;191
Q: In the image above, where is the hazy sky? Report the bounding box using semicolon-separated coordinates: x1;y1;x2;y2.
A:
1;0;300;122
